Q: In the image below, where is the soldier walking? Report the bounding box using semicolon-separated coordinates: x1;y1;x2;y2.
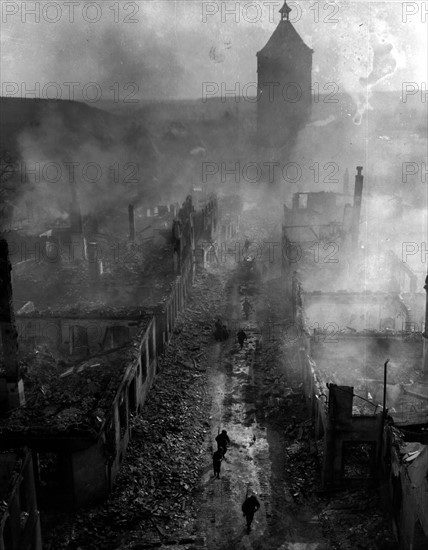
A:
242;491;260;533
237;328;247;349
212;449;223;479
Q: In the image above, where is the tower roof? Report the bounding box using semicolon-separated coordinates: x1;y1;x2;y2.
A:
257;19;313;59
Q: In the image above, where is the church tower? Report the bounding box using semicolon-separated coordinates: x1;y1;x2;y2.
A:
257;1;313;153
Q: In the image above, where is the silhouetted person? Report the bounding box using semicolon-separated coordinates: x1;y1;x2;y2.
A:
242;493;260;532
214;318;223;341
215;429;230;455
243;237;250;256
242;298;252;319
212;449;223;479
237;329;247;349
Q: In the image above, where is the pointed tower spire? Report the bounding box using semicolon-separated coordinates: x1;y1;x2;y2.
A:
279;1;292;21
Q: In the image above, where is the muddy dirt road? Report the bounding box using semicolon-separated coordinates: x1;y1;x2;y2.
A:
43;226;395;550
194;267;328;550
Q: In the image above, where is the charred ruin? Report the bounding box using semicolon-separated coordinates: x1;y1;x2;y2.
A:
0;2;427;549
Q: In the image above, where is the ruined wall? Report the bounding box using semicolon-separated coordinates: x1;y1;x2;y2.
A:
155;256;193;351
0;193;218;512
397;447;428;549
302;291;424;333
383;428;428;549
109;316;157;481
56;318;157;509
15;316;142;357
309;335;423;385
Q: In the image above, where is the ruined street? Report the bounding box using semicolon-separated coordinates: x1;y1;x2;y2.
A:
195;267;327;550
39;208;395;550
1;3;427;549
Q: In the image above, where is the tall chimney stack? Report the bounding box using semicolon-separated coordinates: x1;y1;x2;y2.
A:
352;166;364;250
0;239;25;410
128;205;135;242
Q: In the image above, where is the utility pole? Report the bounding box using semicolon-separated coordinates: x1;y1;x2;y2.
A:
423;273;428;376
382;359;390;419
352;166;364;251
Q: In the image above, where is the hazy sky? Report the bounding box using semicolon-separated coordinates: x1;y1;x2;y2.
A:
1;0;427;101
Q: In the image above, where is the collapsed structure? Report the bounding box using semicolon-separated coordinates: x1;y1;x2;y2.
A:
0;190;232;549
282;167;428;549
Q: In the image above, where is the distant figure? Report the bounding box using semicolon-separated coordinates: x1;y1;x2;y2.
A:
215;429;230;456
242;297;252;320
243;237;250;256
212;449;223;479
242;492;260;532
214;318;223;341
237;329;247;349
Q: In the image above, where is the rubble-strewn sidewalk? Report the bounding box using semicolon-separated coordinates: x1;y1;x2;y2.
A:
43;267;230;550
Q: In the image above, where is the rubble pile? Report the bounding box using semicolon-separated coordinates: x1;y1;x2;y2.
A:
12;239;175;311
283;420;321;501
257;334;322;500
255;344;299;424
42;268;229;550
1;347;135;437
254;276;397;549
17;306;153;320
319;489;396;550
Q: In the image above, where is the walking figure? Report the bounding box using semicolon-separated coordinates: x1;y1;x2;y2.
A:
242;492;260;533
215;429;230;456
243;237;251;257
214;318;229;341
237;328;247;349
242;297;252;320
212;449;223;479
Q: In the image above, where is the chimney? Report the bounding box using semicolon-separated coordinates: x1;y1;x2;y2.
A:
0;239;25;410
343;168;349;195
352;166;364;250
128;205;135;241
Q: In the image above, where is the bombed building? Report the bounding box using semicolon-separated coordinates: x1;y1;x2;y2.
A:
0;1;427;549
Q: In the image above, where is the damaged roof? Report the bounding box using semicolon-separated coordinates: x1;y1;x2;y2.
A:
0;344;138;441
